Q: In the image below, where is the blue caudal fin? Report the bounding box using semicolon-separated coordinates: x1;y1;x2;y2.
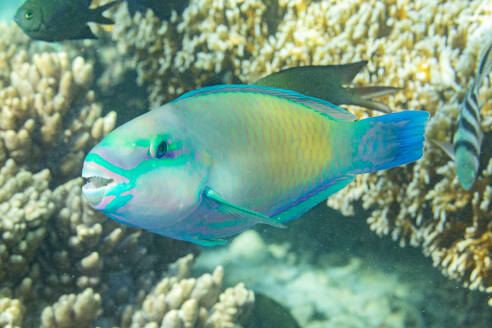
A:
348;111;429;174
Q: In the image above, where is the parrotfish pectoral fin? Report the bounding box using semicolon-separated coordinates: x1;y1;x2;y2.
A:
429;139;455;160
189;237;228;246
273;175;355;222
204;187;286;228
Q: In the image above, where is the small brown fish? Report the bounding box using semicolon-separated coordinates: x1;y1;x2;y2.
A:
14;0;116;42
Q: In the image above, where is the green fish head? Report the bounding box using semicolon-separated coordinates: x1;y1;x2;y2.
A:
15;1;44;35
82;109;210;230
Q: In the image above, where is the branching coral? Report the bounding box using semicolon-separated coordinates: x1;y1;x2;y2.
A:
0;297;24;328
109;0;492;304
40;288;102;328
0;23;116;179
123;254;254;328
0;159;54;287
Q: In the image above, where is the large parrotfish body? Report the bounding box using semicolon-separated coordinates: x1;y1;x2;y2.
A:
82;85;428;246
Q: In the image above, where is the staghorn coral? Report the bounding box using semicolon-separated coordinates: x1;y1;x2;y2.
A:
123;254;254;328
109;0;492;304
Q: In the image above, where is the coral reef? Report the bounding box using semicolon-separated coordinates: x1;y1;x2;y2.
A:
40;288;102;328
196;227;492;328
0;22;117;179
124;254;254;328
0;297;24;328
108;0;492;305
0;159;53;289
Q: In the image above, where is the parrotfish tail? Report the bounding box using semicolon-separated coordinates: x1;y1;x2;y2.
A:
348;111;429;174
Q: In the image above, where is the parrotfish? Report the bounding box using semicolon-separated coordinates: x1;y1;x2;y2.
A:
14;0;116;41
254;61;400;113
432;41;492;189
82;85;428;246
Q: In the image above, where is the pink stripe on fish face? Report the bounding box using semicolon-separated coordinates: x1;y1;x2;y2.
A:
116;189;137;214
85;161;130;183
94;195;116;210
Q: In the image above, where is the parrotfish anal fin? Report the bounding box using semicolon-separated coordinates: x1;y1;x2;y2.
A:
174;85;356;122
204;187;286;228
273;175;355;222
429;139;455;160
189;237;228;246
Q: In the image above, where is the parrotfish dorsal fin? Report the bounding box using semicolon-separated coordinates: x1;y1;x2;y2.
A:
254;62;398;113
174;84;357;121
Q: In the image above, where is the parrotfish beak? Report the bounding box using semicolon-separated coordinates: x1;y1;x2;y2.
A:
81;157;129;210
82;164;115;208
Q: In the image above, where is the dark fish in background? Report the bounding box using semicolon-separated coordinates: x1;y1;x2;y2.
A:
254;61;400;113
14;0;116;41
432;41;492;190
126;0;188;19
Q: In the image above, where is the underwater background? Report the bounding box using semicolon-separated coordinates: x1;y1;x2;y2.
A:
0;0;492;327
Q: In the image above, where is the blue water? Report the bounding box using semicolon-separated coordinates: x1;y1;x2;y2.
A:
0;0;21;22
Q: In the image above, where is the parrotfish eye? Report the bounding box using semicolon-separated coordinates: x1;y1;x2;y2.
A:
25;10;33;20
156;141;167;158
149;135;169;158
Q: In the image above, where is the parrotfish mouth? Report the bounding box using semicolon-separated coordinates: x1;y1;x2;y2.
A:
81;161;124;208
83;175;115;189
82;173;115;207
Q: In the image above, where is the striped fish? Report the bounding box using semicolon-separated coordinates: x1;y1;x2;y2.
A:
434;41;492;190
